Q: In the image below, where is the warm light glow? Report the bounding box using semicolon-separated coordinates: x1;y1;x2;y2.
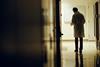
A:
61;0;88;40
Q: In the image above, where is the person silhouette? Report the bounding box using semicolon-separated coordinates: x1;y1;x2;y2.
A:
71;7;85;53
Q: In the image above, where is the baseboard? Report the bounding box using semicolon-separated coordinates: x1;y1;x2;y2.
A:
62;39;96;41
42;39;96;42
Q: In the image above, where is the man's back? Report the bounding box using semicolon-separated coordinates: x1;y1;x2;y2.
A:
73;12;85;25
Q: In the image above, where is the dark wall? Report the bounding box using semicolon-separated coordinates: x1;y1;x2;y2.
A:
0;0;43;67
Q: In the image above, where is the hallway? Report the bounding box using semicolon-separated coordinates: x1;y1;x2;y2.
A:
1;0;100;67
45;40;100;67
43;0;100;66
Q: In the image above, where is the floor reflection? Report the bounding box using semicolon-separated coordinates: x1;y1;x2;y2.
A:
45;41;100;67
61;41;98;67
95;51;100;67
75;52;79;67
75;52;83;67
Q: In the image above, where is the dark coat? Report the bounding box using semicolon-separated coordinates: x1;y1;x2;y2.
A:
71;12;85;37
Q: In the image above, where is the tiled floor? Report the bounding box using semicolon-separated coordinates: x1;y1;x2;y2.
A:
44;40;100;67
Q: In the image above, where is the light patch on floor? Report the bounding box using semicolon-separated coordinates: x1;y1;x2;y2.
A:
61;41;97;67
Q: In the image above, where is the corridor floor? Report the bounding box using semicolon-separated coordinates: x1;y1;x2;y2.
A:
61;41;99;67
45;40;100;67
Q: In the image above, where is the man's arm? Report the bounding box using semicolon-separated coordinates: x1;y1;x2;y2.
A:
71;15;75;26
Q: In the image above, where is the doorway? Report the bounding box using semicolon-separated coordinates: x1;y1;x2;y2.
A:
60;0;96;41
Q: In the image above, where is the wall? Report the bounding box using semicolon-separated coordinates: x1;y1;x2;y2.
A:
87;0;98;40
42;0;56;67
61;0;96;40
98;1;100;42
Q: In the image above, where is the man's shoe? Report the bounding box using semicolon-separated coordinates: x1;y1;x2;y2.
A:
74;50;78;52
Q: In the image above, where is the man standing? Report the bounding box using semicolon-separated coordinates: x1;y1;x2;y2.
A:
71;7;85;53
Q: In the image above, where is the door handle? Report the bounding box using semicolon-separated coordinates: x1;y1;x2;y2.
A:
59;32;63;37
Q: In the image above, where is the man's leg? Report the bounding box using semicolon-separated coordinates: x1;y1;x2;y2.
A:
75;37;78;52
80;37;83;53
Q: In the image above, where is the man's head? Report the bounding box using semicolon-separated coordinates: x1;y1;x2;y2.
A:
73;7;78;13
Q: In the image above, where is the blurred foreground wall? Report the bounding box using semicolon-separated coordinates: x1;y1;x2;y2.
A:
0;0;43;67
